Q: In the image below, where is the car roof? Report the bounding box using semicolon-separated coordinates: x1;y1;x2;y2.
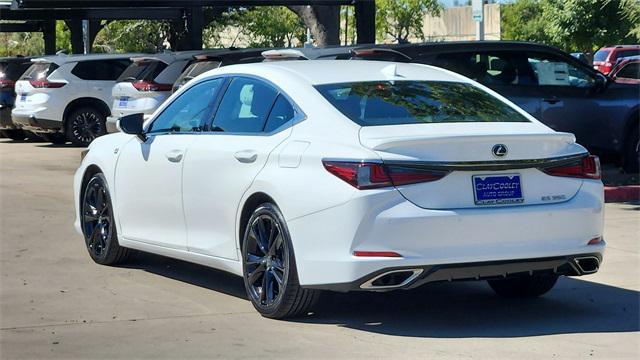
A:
210;60;470;86
31;53;145;65
0;56;34;63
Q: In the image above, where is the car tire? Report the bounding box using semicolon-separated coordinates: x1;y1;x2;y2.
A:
488;275;558;298
623;126;639;174
41;133;67;145
0;129;26;141
241;203;319;319
66;107;107;147
81;172;131;265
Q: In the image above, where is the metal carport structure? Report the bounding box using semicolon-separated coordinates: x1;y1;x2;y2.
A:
1;0;375;54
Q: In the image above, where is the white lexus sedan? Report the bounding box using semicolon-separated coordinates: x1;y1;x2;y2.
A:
74;60;605;319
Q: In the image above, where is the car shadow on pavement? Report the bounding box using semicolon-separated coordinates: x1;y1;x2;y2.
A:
125;252;639;338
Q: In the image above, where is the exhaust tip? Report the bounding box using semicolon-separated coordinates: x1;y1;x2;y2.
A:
360;269;423;290
574;256;600;274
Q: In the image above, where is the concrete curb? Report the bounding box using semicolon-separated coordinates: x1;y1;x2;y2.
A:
604;185;640;203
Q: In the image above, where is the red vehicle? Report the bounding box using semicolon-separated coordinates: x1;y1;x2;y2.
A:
593;45;640;74
609;56;640;85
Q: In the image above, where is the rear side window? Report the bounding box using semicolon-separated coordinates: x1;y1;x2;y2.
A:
264;95;295;132
434;52;538;86
116;60;167;82
211;77;278;133
20;62;59;80
614;49;640;60
173;60;221;91
593;50;610;62
315;81;530;126
616;62;640;80
72;59;131;80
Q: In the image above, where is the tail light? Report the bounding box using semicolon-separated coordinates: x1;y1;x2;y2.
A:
601;62;613;74
543;155;601;180
322;161;448;189
29;79;66;88
0;79;15;88
133;80;172;92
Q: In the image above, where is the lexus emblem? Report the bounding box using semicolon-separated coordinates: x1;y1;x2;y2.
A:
492;144;508;157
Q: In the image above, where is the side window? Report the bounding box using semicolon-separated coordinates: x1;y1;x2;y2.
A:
148;78;224;134
434;52;536;86
615;62;640;80
264;95;295;133
72;60;131;81
211;77;278;133
526;53;596;88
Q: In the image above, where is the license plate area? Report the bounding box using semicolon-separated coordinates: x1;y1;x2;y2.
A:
473;174;524;206
20;94;26;102
118;97;129;107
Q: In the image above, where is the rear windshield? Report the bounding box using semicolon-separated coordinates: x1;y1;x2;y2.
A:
0;60;32;81
19;62;59;80
116;60;167;82
173;60;221;91
315;81;530;126
593;50;610;62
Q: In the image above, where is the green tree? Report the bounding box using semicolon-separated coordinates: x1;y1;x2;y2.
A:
501;0;550;44
375;0;442;44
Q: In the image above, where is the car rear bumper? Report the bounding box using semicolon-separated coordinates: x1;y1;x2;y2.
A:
12;109;62;133
287;180;605;289
305;252;603;292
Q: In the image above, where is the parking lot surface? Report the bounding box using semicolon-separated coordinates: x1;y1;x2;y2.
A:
1;140;639;359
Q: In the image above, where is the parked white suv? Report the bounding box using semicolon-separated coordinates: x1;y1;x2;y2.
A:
12;53;138;146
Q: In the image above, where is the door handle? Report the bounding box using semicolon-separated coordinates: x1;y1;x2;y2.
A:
165;149;184;163
543;96;560;104
234;150;258;163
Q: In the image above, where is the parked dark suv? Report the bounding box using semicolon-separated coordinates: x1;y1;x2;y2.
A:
0;56;33;140
361;41;639;172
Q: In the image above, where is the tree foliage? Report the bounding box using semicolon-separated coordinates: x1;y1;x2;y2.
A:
502;0;640;53
376;0;442;44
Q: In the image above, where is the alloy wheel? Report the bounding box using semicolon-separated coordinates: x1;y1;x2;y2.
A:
71;111;103;145
243;214;289;308
82;178;112;258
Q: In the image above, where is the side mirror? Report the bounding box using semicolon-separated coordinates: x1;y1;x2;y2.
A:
592;73;608;93
118;113;146;142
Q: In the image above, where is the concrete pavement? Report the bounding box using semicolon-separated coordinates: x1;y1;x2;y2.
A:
1;140;639;359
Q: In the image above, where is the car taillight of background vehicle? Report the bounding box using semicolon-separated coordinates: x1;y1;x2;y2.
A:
29;79;66;88
132;80;172;92
322;161;449;189
0;80;15;88
543;155;601;180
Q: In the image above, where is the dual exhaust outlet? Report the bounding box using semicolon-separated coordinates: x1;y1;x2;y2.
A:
359;255;601;290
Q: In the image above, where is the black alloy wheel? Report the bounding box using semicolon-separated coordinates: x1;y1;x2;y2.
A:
242;203;319;319
81;173;130;265
67;107;106;147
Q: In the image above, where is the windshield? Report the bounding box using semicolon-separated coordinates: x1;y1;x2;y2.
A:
173;60;221;92
593;50;610;62
19;62;58;80
116;60;167;83
315;81;530;126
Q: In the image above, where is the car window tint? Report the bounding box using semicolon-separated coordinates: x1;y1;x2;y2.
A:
526;53;595;87
72;59;131;81
616;62;640;80
148;78;224;134
593;50;610;62
117;60;167;82
19;62;58;80
434;52;537;86
615;49;640;59
211;77;278;133
264;95;295;132
316;80;530;126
